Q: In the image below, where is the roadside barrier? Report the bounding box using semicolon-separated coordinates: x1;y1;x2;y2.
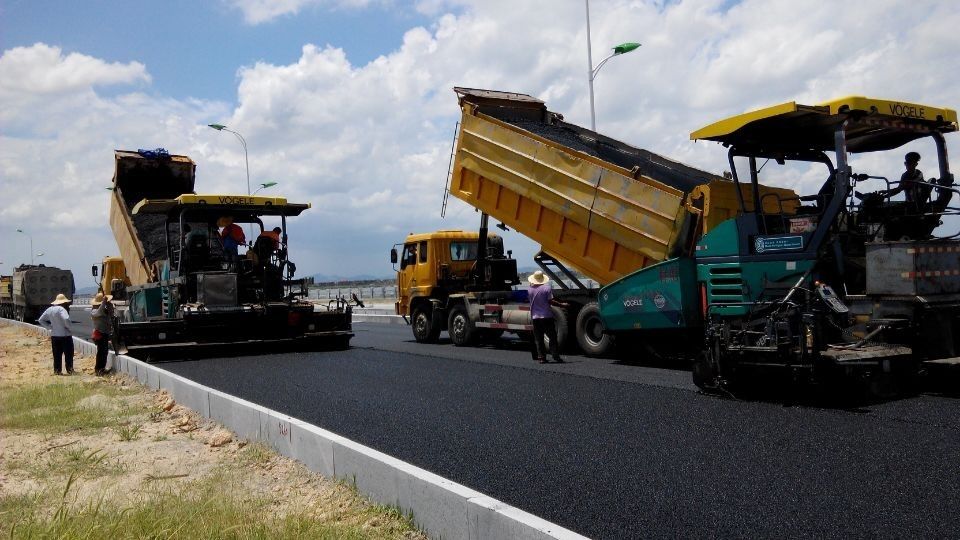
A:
2;319;585;540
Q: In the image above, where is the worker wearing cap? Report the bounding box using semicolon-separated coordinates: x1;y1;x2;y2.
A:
881;152;930;211
37;293;74;375
90;292;115;376
527;270;565;364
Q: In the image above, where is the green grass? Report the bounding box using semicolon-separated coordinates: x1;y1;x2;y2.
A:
6;444;125;481
0;472;415;539
0;382;139;433
237;441;273;467
0;372;422;539
114;423;142;441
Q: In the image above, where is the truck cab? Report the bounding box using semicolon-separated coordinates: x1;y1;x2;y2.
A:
392;230;516;341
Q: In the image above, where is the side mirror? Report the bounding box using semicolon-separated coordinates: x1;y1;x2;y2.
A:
390;248;398;264
91;265;98;277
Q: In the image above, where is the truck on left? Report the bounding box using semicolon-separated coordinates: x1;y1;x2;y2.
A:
0;265;75;322
108;149;353;360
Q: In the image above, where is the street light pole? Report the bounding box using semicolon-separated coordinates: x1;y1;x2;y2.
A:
585;0;640;131
208;124;251;197
586;0;596;131
16;229;33;265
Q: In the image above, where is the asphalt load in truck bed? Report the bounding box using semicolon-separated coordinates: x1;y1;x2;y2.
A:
160;328;960;540
509;119;717;193
132;214;176;264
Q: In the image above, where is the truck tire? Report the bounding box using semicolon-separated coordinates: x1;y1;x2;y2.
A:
448;305;477;346
542;306;569;352
411;305;441;343
575;303;615;357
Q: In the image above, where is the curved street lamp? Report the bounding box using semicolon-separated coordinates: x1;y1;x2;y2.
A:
585;0;640;131
16;229;34;265
253;181;278;195
208;124;251;197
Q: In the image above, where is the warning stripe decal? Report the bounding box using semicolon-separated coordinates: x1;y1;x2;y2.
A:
905;246;960;254
901;269;960;279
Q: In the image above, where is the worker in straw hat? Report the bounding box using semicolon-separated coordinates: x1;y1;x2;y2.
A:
90;292;115;375
37;293;74;375
527;270;566;364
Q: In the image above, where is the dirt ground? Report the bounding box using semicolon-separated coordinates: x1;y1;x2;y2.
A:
0;324;425;537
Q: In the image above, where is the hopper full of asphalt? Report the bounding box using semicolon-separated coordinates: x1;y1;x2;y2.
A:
163;329;960;539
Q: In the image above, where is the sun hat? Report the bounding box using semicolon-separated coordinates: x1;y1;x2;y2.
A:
91;292;113;307
527;270;550;285
51;293;71;305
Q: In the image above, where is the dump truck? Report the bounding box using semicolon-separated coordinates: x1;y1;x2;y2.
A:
0;275;12;319
597;96;959;392
0;265;75;322
394;88;794;355
92;256;131;300
109;149;353;360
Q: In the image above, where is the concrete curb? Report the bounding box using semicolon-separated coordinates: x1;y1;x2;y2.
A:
352;313;407;325
2;319;586;540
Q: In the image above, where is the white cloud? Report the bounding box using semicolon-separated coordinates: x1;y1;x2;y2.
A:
225;0;382;24
2;0;959;280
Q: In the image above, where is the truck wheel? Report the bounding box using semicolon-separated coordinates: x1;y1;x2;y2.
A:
412;305;441;343
448;305;476;346
575;303;615;357
542;306;569;352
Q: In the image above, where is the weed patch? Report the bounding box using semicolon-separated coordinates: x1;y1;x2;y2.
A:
0;382;139;433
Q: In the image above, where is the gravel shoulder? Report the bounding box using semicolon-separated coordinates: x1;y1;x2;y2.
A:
0;324;425;538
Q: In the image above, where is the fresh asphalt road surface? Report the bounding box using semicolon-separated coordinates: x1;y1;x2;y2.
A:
68;313;960;538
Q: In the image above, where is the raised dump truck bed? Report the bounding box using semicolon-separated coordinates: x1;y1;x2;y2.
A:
449;87;793;285
110;150;196;286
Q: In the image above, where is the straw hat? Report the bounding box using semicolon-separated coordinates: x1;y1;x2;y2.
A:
91;292;113;307
527;270;549;285
51;293;71;305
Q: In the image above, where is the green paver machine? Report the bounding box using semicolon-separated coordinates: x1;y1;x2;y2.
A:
599;97;959;392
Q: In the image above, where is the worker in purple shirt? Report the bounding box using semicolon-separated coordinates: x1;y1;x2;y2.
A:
527;270;565;364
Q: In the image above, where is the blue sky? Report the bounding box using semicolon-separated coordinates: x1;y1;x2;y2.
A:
1;0;434;104
1;0;958;280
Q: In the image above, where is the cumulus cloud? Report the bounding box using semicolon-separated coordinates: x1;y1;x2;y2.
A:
2;0;959;279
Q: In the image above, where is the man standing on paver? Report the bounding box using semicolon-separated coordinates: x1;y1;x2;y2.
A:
527;271;565;364
37;293;74;375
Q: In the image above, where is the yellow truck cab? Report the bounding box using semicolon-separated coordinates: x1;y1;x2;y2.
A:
92;256;131;300
392;230;518;341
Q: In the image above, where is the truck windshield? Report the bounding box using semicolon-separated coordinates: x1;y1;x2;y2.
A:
450;242;478;261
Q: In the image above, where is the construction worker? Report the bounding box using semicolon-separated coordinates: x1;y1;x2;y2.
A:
880;152;930;211
90;292;115;375
219;217;246;263
258;226;281;248
527;270;565;364
38;293;74;375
